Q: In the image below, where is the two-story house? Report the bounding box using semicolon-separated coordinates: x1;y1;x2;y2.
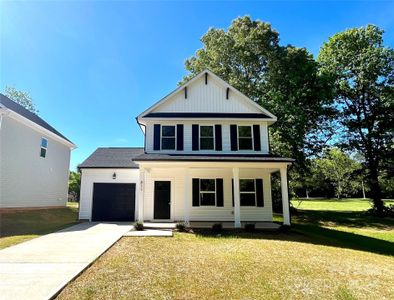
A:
78;70;293;227
0;94;76;209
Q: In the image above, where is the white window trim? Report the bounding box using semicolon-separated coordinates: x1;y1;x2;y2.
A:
160;125;177;150
199;124;215;151
40;137;48;158
237;125;254;151
199;178;217;207
239;178;257;207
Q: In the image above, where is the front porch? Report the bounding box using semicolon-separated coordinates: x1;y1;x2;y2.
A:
136;160;292;228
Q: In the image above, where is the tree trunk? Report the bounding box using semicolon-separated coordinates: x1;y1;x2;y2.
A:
368;159;384;215
306;189;309;199
361;180;366;199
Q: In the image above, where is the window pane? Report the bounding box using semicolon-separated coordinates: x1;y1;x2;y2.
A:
240;179;255;192
162;126;175;137
239;138;253;150
40;148;47;158
200;193;215;206
161;137;175;149
200;138;214;150
238;126;252;137
240;193;256;206
200;126;213;137
200;179;215;191
41;138;48;148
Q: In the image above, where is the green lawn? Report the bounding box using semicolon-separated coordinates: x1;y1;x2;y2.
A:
0;202;79;249
56;198;394;300
291;198;394;211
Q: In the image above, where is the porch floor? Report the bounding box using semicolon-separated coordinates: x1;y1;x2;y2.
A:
143;221;280;230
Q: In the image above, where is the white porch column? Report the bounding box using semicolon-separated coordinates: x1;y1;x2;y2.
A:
137;168;145;221
280;167;291;225
232;167;241;228
184;168;190;224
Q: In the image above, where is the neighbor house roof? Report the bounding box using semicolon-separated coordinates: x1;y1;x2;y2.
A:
133;153;295;163
0;93;74;145
78;147;145;169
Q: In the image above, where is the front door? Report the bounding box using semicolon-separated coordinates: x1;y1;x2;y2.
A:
154;181;171;219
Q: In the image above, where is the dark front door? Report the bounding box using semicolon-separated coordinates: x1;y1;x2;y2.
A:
92;183;135;221
154;181;171;219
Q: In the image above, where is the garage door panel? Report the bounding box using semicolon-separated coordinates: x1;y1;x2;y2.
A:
92;183;135;221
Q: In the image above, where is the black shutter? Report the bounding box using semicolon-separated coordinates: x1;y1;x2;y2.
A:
253;125;261;151
177;124;184;151
230;125;238;151
215;125;222;151
216;179;224;207
231;179;234;207
192;178;200;207
153;124;161;150
256;179;264;207
192;124;199;151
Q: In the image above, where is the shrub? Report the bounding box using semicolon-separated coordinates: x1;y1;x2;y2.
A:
244;223;256;232
211;223;223;233
134;221;144;231
176;222;189;232
367;204;394;218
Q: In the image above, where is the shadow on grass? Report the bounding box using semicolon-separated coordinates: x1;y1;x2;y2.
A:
194;223;394;257
294;210;394;230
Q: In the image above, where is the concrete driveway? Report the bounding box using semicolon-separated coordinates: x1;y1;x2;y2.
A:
0;222;132;300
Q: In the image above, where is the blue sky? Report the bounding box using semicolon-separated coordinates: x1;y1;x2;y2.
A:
1;0;393;171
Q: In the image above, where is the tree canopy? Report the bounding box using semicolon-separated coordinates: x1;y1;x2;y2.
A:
183;16;334;170
4;86;39;114
318;24;394;214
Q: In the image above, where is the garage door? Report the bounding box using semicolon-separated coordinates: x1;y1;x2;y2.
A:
92;183;135;221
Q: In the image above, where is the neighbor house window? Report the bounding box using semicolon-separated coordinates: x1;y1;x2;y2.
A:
240;179;256;206
161;125;176;150
200;125;214;150
40;137;48;158
199;179;216;206
238;126;253;150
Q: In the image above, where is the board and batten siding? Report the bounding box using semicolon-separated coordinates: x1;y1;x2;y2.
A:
144;121;269;154
143;167;273;222
0;115;71;208
79;168;140;220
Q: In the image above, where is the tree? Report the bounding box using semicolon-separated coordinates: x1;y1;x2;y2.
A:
183;16;335;170
318;25;394;214
68;171;81;202
4;86;38;114
316;148;361;199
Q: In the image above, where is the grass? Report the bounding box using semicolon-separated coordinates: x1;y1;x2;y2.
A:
291;198;394;211
57;198;394;300
0;202;79;249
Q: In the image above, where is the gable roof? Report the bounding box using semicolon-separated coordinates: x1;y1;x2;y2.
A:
78;147;144;169
137;69;277;122
0;93;75;146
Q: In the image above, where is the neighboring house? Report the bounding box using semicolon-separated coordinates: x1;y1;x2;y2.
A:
79;70;294;227
0;94;76;208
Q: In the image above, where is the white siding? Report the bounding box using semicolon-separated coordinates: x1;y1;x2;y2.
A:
152;75;261;113
0;115;71;208
143;167;273;222
79;168;140;220
144;120;270;154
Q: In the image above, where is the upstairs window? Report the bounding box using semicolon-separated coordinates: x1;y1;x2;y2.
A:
200;125;214;150
199;179;216;206
238;126;253;150
40;137;48;158
161;125;176;150
240;179;256;206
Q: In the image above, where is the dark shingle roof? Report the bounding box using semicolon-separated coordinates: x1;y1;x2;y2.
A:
78;147;145;169
0;93;74;145
134;153;294;163
142;112;270;119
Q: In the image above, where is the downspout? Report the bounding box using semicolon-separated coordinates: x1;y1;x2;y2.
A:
135;117;147;153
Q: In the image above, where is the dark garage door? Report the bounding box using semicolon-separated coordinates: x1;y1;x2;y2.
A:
92;183;135;221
